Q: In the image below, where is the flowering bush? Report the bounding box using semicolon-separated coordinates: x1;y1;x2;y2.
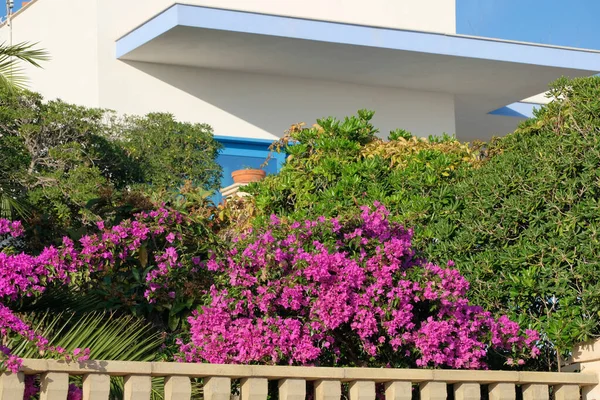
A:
180;203;540;369
0;221;89;373
0;206;215;372
72;206;218;331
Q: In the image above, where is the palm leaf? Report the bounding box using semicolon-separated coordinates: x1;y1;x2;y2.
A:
0;41;49;91
18;287;110;314
6;311;177;399
0;193;29;220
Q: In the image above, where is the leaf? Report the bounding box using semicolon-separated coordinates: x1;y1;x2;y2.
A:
168;313;180;331
138;246;148;268
0;41;49;91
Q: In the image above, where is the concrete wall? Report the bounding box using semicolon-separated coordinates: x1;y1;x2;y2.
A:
99;0;456;138
1;0;456;140
98;62;456;139
111;0;456;39
0;0;99;107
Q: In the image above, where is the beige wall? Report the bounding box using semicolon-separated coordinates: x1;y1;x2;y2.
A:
0;0;99;107
97;61;456;139
0;0;456;139
111;0;456;39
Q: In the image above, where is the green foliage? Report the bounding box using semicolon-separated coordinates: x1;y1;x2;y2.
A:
422;76;600;365
0;41;49;91
248;110;476;236
248;77;600;369
7;312;162;361
0;88;130;239
117;112;222;191
0;88;222;247
388;128;412;141
6;311;182;399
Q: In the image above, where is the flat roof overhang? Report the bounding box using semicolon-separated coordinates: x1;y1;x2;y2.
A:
116;4;600;139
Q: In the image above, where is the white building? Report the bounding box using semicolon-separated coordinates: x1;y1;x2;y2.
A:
2;0;600;190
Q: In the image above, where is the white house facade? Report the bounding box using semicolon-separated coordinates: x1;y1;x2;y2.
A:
1;0;600;192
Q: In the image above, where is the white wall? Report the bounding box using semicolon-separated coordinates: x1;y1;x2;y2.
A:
96;61;456;139
0;0;99;106
110;0;456;40
1;0;456;140
96;0;455;138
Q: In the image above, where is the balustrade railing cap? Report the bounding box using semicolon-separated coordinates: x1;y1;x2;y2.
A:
17;359;599;386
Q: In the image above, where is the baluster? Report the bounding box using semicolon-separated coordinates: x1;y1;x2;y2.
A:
40;372;69;400
489;383;516;400
385;381;412;400
420;382;447;400
553;385;580;400
349;381;376;400
315;380;341;400
205;377;232;400
279;379;306;400
522;384;549;400
242;378;268;400
83;374;110;400
124;375;151;400
454;383;480;400
165;376;192;400
0;372;25;400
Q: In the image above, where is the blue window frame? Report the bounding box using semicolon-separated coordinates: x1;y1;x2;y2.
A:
212;135;286;203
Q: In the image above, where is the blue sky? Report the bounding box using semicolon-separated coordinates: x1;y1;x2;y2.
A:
456;0;600;50
0;0;25;19
3;1;599;51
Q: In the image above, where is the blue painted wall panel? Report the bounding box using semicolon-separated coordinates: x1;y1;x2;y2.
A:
212;136;284;203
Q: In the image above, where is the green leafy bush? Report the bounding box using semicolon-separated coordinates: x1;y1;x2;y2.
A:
0;88;222;247
247;110;477;241
248;78;600;368
423;76;600;365
116;112;222;191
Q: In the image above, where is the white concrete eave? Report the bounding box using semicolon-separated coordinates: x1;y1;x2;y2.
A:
116;4;600;139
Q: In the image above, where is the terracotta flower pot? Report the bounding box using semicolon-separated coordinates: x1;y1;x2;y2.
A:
231;169;266;184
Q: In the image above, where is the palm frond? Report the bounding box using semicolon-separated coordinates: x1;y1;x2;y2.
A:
0;41;49;90
7;311;174;399
8;311;162;360
18;287;109;314
0;193;29;220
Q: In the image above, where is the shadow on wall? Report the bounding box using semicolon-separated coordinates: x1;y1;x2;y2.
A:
122;60;457;139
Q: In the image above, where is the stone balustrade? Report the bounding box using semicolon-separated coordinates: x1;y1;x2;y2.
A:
0;358;598;400
220;183;250;201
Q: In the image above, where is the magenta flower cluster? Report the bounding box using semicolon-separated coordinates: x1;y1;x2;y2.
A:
79;208;186;303
22;376;82;400
0;219;24;237
0;222;90;373
0;207;187;373
180;203;540;369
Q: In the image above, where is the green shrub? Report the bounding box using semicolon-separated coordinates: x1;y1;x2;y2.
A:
423;76;600;366
116;112;222;191
249;77;600;369
248;110;477;240
0;88;222;247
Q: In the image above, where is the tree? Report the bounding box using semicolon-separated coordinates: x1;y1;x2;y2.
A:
423;76;600;368
116;112;222;192
0;41;48;217
0;88;222;248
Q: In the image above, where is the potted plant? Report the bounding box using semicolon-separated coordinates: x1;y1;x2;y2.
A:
231;166;266;184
